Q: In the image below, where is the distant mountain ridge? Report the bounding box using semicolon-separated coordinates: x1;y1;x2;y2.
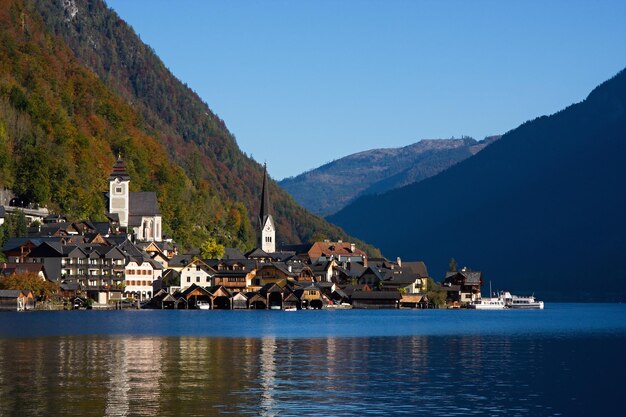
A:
329;68;626;301
279;136;500;215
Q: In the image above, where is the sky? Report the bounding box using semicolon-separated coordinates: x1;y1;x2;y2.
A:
105;0;626;180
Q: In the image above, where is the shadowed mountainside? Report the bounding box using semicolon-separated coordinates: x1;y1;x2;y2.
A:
329;68;626;301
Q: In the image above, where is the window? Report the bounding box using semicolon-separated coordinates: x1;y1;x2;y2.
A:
187;277;191;283
115;186;122;194
196;277;200;283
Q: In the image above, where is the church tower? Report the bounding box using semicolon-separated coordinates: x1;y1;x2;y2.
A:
259;164;276;253
108;156;130;228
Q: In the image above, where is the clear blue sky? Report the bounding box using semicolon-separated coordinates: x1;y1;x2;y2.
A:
105;0;626;180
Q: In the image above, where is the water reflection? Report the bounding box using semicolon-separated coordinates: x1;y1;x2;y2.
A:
0;334;623;416
260;337;277;417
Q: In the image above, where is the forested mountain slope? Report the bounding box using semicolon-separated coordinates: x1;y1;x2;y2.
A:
329;68;626;301
0;0;378;254
280;136;499;215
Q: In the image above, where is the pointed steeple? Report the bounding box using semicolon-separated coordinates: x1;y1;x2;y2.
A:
259;163;276;252
108;155;131;181
259;163;271;223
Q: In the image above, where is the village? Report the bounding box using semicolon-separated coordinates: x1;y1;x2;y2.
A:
0;158;487;311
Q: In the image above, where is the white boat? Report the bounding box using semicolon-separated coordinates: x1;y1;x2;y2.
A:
284;307;297;312
468;281;506;309
503;292;544;309
468;297;506;310
196;301;211;310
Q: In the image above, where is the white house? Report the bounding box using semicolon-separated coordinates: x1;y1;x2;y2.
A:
124;257;163;300
179;259;215;291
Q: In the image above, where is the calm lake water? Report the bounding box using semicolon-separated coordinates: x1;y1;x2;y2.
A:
1;304;625;416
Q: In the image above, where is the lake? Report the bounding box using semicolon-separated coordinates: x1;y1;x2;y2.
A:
1;304;625;416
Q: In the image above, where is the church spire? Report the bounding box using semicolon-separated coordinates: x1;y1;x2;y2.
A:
259;163;275;252
259;163;271;223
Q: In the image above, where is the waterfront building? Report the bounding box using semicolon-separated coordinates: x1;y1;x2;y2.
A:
179;258;216;291
0;289;35;311
442;267;483;307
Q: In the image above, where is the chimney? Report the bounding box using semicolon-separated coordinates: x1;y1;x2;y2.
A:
396;257;402;268
350;243;355;253
337;239;342;243
288;265;292;272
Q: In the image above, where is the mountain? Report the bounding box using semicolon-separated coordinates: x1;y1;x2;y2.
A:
0;0;379;255
329;68;626;301
279;136;499;216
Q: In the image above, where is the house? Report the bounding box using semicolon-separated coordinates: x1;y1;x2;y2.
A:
0;289;35;311
179;259;216;291
26;242;126;303
351;290;401;309
124;257;163;300
297;283;325;309
381;274;424;294
209;259;257;293
0;262;47;280
2;237;59;263
400;294;429;309
259;282;287;309
179;283;213;309
442;268;483;306
232;292;249;309
206;285;233;309
253;262;298;286
358;266;385;287
311;259;336;282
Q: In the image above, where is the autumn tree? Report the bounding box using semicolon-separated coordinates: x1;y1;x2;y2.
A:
0;272;59;301
199;237;225;259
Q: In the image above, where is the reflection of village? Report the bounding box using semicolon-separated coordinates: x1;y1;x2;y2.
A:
0;158;489;311
0;335;440;416
0;334;525;416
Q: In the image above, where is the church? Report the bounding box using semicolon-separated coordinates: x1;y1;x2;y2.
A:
107;157;162;242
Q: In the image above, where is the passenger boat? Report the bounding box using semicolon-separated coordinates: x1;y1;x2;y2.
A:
503;292;544;309
467;296;506;310
196;301;211;310
468;281;506;309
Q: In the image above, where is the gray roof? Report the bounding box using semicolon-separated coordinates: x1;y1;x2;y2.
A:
129;192;160;216
246;248;270;259
223;247;246;260
401;261;429;277
169;255;194;267
92;222;111;235
0;290;22;298
461;271;482;285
